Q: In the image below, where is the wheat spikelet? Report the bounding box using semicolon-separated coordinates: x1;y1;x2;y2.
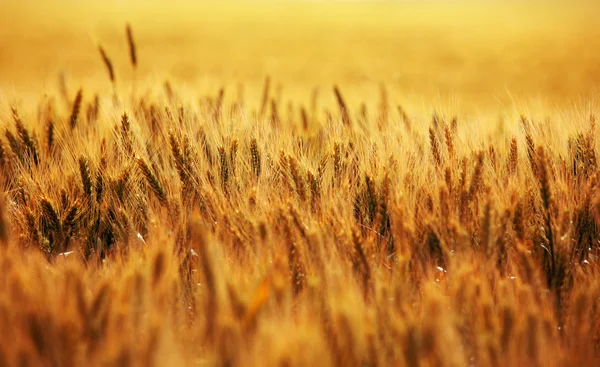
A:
468;152;485;200
13;108;39;166
333;85;351;126
61;201;79;252
62;201;78;235
126;23;137;68
300;106;309;131
69;89;83;129
46;119;54;154
432;111;441;129
137;156;168;206
481;199;492;253
571;133;585;177
347;142;359;186
169;130;188;186
86;94;99;123
429;127;442;168
98;46;115;84
40;197;60;235
307;170;320;212
25;207;40;245
444;167;454;200
364;175;377;225
277;151;292;194
229;139;238;177
488;144;498;172
444;123;455;160
451;116;458;133
317;152;328;184
333;142;342;185
250;138;261;183
288;155;307;203
96;155;106;203
378;171;393;253
525;134;537;172
508;137;518;175
120;113;134;155
287;203;308;241
536;146;557;288
521;115;537;174
218;146;229;196
5;129;23;164
79;156;93;197
121;112;131;135
536;147;552;212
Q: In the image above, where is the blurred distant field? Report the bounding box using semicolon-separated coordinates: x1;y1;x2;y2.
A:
1;0;599;111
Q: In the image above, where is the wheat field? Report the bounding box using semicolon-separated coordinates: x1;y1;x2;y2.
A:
1;1;600;366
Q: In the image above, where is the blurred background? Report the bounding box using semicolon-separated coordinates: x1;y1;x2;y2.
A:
0;0;599;112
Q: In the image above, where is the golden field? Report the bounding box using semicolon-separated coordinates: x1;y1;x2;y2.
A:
0;0;600;366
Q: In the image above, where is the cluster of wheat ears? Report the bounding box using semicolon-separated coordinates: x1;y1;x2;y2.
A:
0;23;599;367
